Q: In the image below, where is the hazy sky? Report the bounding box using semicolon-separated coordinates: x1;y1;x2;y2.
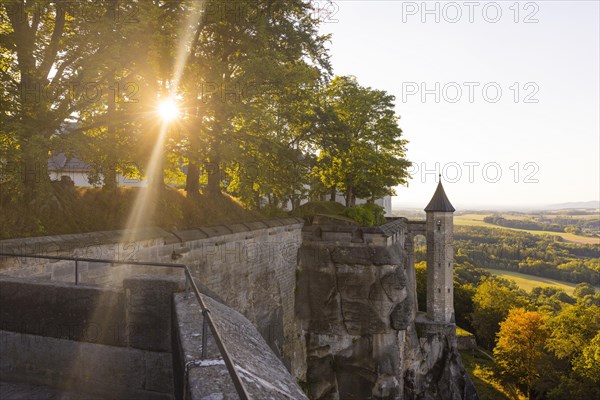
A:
318;0;599;209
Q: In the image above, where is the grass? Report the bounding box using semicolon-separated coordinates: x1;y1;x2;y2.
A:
0;183;264;239
484;268;589;295
455;214;599;245
456;326;474;337
459;350;524;400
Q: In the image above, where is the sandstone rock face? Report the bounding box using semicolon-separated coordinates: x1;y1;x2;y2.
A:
296;238;477;400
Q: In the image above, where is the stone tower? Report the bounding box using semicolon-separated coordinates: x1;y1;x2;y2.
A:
424;178;455;323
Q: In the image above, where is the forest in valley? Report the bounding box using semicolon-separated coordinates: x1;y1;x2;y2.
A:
416;224;600;400
453;226;599;285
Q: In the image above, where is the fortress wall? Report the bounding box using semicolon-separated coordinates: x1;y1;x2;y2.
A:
0;330;173;400
0;275;184;400
0;217;305;376
0;277;128;347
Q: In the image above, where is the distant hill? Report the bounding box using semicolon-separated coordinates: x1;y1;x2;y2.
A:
542;201;600;210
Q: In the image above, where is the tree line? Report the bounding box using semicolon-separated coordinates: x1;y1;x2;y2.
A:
0;1;410;230
449;226;600;285
483;215;599;237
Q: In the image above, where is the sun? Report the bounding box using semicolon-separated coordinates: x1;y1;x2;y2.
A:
157;98;179;122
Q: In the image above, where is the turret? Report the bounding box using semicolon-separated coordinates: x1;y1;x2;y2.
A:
424;178;455;323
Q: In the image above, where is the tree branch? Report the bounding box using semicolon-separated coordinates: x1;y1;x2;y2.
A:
39;3;66;80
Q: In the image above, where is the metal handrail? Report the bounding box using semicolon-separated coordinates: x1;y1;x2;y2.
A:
0;252;250;400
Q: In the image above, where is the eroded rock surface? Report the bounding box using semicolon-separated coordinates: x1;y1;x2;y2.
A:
296;233;477;400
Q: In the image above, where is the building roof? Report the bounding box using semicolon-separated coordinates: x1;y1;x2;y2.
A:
48;153;92;172
424;181;455;212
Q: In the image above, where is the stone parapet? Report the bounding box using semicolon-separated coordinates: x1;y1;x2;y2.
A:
302;217;409;247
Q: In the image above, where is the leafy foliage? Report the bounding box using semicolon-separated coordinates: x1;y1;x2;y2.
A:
310;76;410;206
494;309;550;399
343;203;386;227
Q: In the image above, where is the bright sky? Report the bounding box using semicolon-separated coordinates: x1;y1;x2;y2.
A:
318;0;599;209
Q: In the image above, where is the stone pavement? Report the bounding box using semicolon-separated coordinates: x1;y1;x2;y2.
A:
0;381;107;400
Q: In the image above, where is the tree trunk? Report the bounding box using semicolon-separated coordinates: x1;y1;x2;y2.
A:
330;187;336;201
206;155;221;196
345;186;356;207
254;189;261;210
103;70;118;190
149;157;165;190
185;161;200;197
103;164;117;189
23;149;45;205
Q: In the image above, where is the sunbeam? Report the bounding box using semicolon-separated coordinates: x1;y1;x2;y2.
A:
121;1;207;244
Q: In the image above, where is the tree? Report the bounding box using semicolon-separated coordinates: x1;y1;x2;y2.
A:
471;278;528;349
176;0;331;197
545;302;600;400
1;1;129;200
415;261;427;312
573;282;595;299
312;76;410;206
572;332;600;384
493;308;550;399
546;302;600;360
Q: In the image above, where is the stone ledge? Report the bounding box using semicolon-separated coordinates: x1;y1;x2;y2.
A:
0;218;304;258
302;219;407;245
173;291;308;399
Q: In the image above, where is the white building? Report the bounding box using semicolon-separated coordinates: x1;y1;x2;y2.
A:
48;153;146;187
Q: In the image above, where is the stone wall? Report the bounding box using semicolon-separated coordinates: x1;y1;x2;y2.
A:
0;330;173;400
173;218;305;376
296;219;478;400
0;275;184;399
0;271;308;400
0;217;305;376
0;277;127;347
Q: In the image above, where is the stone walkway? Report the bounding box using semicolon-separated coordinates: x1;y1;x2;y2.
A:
0;381;107;400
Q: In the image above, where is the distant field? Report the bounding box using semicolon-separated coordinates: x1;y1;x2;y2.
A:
484;268;586;295
455;213;599;245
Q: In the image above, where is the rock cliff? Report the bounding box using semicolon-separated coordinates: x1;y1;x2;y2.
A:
295;223;478;400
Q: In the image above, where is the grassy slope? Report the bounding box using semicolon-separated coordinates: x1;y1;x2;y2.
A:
0;184;263;239
455;213;599;245
460;350;523;400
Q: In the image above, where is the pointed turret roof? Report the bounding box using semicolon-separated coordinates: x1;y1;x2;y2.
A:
424;180;455;212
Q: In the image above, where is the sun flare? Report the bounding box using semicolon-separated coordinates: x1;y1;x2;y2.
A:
157;99;179;122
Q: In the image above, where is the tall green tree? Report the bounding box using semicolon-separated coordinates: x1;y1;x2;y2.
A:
0;1;126;198
312;76;410;206
471;278;528;349
176;0;331;197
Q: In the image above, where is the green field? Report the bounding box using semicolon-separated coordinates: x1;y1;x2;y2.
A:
455;214;599;245
484;268;585;295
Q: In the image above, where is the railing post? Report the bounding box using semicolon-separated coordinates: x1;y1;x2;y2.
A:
184;274;190;299
75;258;79;285
201;309;210;360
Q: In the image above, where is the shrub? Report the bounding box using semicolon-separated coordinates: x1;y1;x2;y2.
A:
343;203;386;227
